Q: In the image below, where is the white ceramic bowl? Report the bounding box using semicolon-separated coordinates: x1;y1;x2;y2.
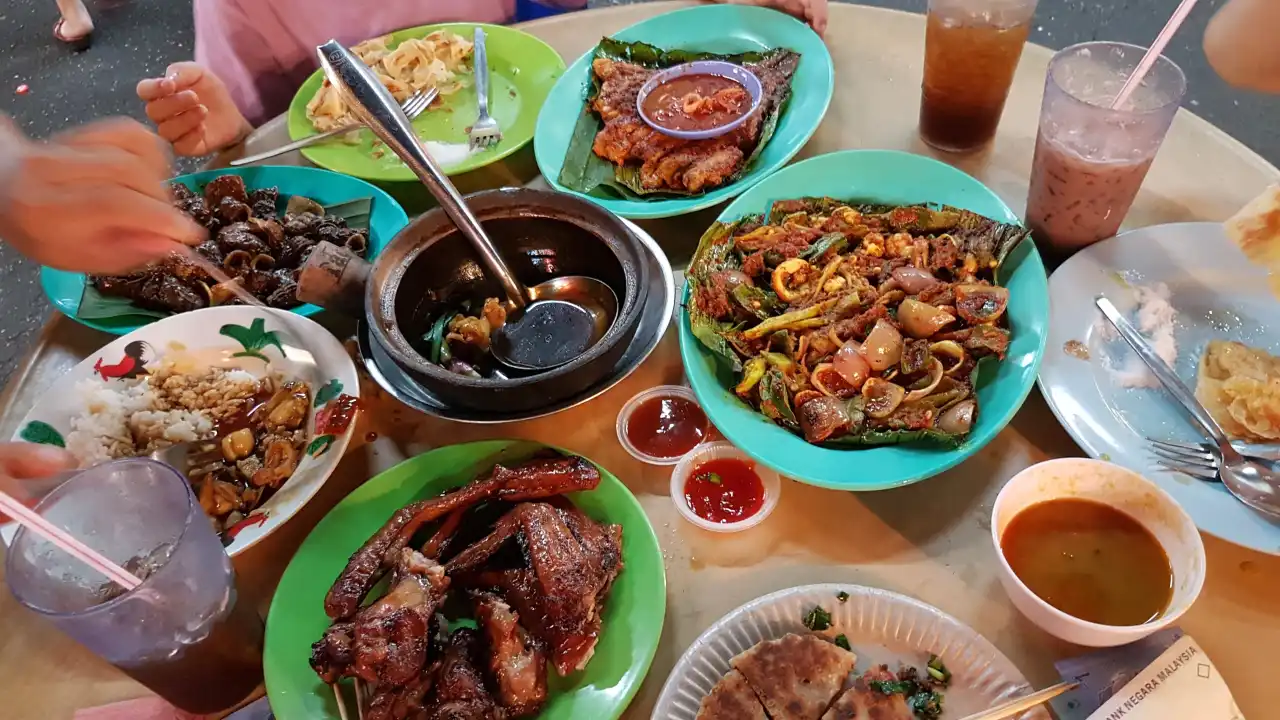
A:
670;441;780;532
991;458;1206;647
616;384;709;465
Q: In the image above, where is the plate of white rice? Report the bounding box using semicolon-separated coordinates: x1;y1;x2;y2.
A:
9;306;361;556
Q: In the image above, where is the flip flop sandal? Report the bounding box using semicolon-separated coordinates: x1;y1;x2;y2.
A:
53;18;93;52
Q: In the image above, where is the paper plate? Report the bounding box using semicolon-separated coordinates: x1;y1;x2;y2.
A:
9;306;360;556
288;23;565;181
652;583;1047;720
1038;221;1280;555
533;4;834;219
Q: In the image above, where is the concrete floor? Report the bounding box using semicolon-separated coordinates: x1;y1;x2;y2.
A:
0;0;1276;385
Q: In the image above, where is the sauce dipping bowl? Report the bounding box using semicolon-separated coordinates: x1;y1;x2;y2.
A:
991;458;1206;647
671;441;780;533
616;385;708;466
636;61;763;141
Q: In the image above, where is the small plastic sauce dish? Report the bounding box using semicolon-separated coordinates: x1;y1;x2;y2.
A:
671;441;780;533
616;385;711;465
635;60;763;141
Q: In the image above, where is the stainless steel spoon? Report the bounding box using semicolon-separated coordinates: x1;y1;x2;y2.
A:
314;39;617;372
1096;296;1280;519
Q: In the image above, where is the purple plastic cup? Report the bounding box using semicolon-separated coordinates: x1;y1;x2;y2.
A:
5;458;264;714
636;60;763;140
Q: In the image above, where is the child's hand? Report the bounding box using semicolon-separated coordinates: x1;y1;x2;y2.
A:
137;62;253;157
0;117;204;274
722;0;829;35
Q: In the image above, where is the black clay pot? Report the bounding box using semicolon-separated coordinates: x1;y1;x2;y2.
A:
366;187;650;413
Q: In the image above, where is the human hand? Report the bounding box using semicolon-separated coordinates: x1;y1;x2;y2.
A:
0;442;78;522
720;0;829;34
0;117;205;275
137;62;253;157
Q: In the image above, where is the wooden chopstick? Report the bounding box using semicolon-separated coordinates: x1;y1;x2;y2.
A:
954;681;1079;720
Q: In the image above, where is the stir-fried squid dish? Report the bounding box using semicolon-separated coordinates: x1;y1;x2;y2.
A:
688;198;1030;447
91;175;369;314
311;454;624;720
307;31;473;132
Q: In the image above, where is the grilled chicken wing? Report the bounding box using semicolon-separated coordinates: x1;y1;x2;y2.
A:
473;591;548;717
422;628;501;720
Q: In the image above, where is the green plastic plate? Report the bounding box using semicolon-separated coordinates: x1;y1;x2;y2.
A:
287;23;565;181
263;440;666;719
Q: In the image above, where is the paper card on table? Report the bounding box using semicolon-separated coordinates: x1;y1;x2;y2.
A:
1078;635;1243;720
1051;627;1183;719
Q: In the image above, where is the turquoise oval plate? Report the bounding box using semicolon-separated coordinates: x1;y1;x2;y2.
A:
533;4;834;219
264;440;666;720
41;165;409;336
679;150;1050;490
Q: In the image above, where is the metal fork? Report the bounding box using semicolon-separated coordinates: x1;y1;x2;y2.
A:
1097;296;1280;518
467;27;502;150
231;87;438;166
1147;437;1225;483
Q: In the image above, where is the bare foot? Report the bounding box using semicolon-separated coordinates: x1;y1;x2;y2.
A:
55;0;94;39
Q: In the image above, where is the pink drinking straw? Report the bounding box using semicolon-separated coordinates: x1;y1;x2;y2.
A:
0;491;142;590
1111;0;1200;109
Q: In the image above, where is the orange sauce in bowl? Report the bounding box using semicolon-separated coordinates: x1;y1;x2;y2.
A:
1001;498;1173;626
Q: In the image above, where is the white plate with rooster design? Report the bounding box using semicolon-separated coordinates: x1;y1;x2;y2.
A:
8;306;360;556
652;583;1046;720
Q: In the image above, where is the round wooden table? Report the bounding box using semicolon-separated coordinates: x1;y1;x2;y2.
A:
2;3;1278;718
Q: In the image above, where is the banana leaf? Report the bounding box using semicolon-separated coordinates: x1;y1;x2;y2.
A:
76;196;372;322
557;37;800;198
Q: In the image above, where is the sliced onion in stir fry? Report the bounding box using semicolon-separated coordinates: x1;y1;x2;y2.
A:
898;298;956;339
929;340;967;375
862;319;904;372
937;399;977;434
833;340;871;390
891;265;939;294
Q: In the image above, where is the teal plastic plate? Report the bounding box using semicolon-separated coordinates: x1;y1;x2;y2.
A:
532;4;834;219
679;150;1050;490
41;165;410;336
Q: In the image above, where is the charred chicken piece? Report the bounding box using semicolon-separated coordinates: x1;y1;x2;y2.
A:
310;621;356;683
471;591;546;717
324;456;600;621
422;627;502;720
449;503;623;676
348;549;450;687
366;670;436;720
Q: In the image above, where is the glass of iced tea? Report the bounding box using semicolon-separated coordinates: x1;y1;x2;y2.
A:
6;458;264;714
920;0;1038;152
1025;42;1186;257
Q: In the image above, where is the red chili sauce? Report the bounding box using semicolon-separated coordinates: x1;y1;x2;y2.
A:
684;458;765;524
641;73;751;132
625;395;708;459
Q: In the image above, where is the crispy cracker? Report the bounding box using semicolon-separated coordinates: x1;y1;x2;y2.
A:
731;633;857;720
697;669;770;720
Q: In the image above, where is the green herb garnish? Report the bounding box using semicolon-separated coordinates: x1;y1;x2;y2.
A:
926;655;951;687
836;591;849;603
703;472;723;485
871;680;914;695
908;690;944;719
802;605;832;632
833;634;851;651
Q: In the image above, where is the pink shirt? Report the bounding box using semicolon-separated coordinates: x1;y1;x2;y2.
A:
194;0;585;125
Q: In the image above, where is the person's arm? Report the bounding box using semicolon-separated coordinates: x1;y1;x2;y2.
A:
1204;0;1280;93
0;116;203;274
192;0;288;126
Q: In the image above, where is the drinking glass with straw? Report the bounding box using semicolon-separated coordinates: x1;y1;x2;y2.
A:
1024;0;1195;258
5;458;264;714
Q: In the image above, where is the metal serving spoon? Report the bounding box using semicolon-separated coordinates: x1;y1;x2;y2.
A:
315;39;617;372
1095;296;1280;519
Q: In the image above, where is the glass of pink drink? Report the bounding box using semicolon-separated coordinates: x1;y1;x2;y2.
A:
1025;42;1186;257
